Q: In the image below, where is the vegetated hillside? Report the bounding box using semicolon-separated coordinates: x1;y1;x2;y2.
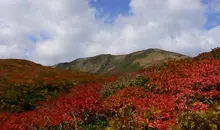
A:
53;48;190;75
0;48;220;130
0;59;106;113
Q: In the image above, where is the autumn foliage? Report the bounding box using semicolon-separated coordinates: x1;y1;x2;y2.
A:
0;59;105;113
0;48;220;130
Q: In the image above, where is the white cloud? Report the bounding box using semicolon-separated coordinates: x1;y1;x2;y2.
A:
0;0;220;65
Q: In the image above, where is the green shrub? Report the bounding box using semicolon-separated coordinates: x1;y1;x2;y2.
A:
177;110;220;130
144;84;156;92
33;121;75;130
102;89;114;99
117;85;125;90
130;76;149;86
79;115;107;130
0;81;75;113
101;75;150;99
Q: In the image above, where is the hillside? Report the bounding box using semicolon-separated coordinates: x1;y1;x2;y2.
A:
0;48;219;130
53;48;190;75
0;59;106;113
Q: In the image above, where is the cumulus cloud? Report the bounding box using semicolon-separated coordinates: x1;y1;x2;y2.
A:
0;0;220;65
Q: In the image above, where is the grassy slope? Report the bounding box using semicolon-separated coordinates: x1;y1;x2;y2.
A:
53;48;190;75
0;59;106;113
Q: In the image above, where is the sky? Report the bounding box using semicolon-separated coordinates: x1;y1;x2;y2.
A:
0;0;220;65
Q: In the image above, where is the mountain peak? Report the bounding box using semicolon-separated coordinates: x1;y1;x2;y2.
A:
53;48;190;75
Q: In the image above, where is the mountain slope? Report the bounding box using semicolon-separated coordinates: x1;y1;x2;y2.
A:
53;48;190;75
0;59;105;112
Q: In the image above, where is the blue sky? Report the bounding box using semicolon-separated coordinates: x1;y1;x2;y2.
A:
201;0;220;29
90;0;220;29
89;0;131;23
205;12;220;29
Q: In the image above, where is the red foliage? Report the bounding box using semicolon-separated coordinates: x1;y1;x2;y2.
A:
0;48;220;130
195;47;220;60
100;50;220;129
0;83;103;130
102;87;146;112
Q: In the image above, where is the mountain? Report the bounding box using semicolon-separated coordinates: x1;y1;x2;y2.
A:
52;48;190;75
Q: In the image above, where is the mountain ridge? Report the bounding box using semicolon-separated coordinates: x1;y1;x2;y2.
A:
52;48;191;75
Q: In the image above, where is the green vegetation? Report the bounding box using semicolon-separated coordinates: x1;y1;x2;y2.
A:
129;75;149;86
101;75;151;98
177;110;220;130
0;82;74;113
